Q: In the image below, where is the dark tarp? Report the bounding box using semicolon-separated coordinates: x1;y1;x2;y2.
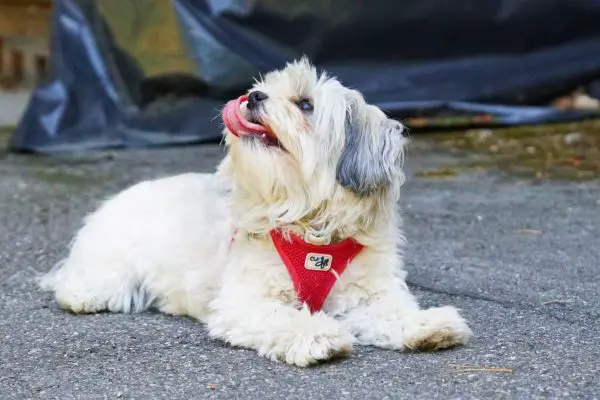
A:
9;0;600;153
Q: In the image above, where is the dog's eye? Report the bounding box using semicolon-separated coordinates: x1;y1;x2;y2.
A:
295;98;313;112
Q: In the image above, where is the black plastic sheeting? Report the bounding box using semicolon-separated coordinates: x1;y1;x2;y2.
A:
10;0;600;153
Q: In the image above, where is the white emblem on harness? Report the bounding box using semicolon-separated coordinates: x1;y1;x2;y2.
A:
304;253;332;271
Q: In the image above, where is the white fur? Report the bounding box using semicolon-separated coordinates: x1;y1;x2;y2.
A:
39;58;472;367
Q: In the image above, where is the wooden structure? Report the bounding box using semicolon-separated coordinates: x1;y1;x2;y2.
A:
0;0;52;88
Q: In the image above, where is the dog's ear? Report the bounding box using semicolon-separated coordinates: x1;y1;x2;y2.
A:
336;101;406;196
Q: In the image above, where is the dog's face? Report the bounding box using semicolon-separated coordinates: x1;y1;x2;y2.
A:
221;58;407;233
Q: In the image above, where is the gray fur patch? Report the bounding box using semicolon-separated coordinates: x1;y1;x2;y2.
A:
127;285;156;313
336;111;404;196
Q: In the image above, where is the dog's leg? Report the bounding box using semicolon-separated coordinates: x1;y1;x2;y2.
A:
339;279;472;351
40;259;151;314
206;293;355;367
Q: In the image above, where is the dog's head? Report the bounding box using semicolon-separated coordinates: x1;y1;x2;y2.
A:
220;57;407;240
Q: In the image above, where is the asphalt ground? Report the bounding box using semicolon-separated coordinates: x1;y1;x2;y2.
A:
0;133;598;399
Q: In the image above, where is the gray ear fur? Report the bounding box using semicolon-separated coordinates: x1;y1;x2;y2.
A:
336;105;406;196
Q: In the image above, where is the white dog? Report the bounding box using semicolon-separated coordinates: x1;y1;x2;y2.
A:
40;58;472;367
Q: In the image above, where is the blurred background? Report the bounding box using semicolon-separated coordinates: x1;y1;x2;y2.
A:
1;0;600;171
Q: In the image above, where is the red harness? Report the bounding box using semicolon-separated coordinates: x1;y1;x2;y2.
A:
229;228;364;313
269;230;364;313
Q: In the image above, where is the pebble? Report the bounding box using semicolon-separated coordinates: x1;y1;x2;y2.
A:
564;132;583;145
475;129;493;140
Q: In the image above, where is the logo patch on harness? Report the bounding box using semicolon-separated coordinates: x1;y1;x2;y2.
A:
304;253;332;271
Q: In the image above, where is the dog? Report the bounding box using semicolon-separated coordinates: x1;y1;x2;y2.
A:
39;58;472;367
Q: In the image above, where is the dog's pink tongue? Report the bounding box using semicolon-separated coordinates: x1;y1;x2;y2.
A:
222;95;269;137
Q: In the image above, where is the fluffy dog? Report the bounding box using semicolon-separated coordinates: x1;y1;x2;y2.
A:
40;58;472;366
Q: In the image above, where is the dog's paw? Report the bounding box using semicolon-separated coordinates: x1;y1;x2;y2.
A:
260;312;355;367
54;288;107;314
281;329;354;367
403;306;472;351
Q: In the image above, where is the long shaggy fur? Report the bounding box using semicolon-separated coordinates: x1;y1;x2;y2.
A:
39;58;472;367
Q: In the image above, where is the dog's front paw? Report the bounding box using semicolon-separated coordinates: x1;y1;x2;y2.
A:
263;312;355;367
283;329;354;367
403;306;472;351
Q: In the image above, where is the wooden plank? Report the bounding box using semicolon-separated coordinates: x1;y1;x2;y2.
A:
0;1;51;7
0;4;52;38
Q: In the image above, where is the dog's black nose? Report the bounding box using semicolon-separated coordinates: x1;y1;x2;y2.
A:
247;91;268;110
